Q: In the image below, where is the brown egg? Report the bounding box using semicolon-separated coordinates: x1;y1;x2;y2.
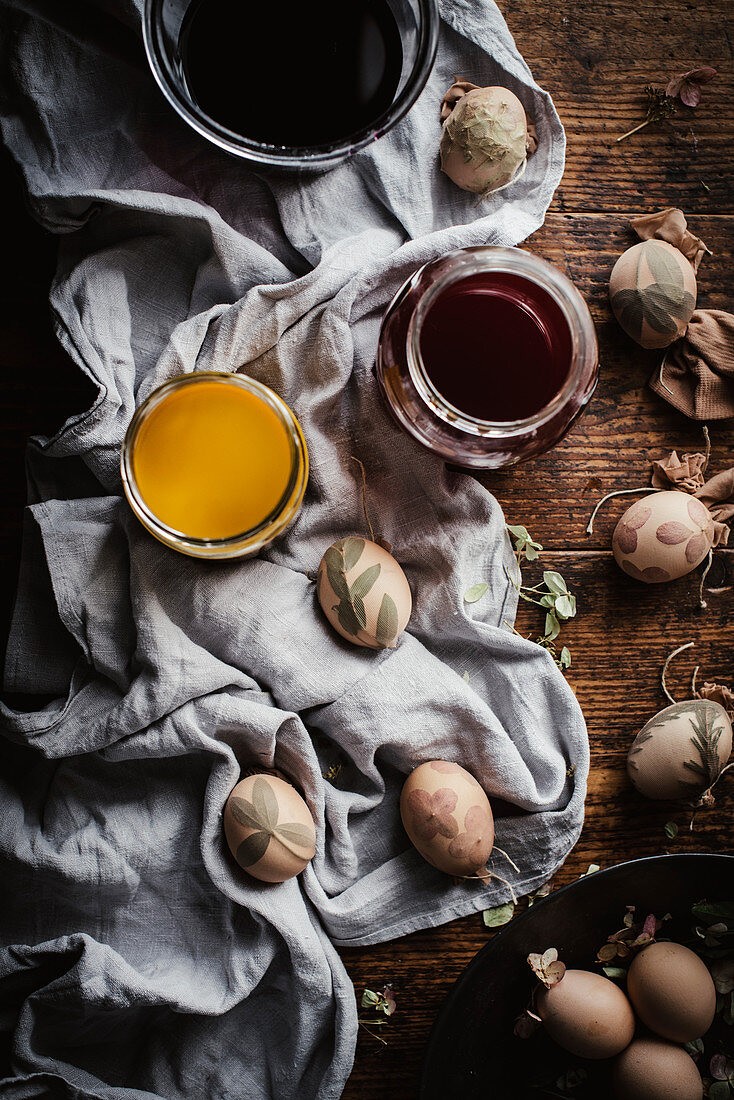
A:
223;773;316;883
613;1037;703;1100
627;699;732;800
627;942;716;1042
399;761;495;878
609;239;697;349
612;491;714;584
317;536;412;650
535;970;635;1059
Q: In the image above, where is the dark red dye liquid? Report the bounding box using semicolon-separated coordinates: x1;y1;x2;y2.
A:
419;272;573;422
180;0;403;148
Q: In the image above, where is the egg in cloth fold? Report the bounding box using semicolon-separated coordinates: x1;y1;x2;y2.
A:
223;773;316;883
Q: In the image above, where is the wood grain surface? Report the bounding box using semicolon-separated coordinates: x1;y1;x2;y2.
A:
0;1;732;1097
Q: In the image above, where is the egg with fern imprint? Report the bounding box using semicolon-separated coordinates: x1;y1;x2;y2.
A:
317;536;412;650
626;698;732;800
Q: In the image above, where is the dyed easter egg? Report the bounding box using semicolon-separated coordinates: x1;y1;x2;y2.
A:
535;969;636;1060
400;760;495;878
223;773;316;883
317;536;412;650
612;491;714;583
609;239;697;349
627;698;732;800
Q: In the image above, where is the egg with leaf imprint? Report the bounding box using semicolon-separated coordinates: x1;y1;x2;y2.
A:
627;698;732;800
609;239;697;349
612;491;714;583
400;760;495;878
317;536;412;650
224;773;316;883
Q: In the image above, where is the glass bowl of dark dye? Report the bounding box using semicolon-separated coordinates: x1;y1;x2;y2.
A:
143;0;439;170
376;245;599;469
419;853;734;1099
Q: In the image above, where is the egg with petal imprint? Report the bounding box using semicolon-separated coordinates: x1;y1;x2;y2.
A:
400;760;495;878
627;698;732;800
612;491;714;583
317;536;412;650
223;773;316;883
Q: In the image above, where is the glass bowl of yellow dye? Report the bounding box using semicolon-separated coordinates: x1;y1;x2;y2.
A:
121;372;308;559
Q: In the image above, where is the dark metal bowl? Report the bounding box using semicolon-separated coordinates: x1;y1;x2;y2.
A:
420;853;734;1099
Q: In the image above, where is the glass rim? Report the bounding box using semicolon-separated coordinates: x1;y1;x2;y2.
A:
406;246;592;438
142;0;440;167
120;371;308;554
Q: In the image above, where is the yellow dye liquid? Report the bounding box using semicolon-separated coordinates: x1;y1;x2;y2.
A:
132;379;293;540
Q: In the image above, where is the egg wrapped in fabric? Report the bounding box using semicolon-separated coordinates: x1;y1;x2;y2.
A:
224;773;316;883
535;969;636;1059
612;491;714;583
317;536;412;650
627;698;732;800
400;761;495;878
609;239;697;349
612;1037;703;1100
627;942;716;1042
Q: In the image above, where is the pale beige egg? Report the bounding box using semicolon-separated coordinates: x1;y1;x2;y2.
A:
535;969;636;1059
627;942;716;1042
613;1037;703;1100
627;698;732;800
399;760;495;878
223;773;316;883
612;491;714;584
609;239;697;349
317;536;412;650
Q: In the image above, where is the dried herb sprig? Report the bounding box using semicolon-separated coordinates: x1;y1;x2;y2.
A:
358;985;397;1045
616;85;677;143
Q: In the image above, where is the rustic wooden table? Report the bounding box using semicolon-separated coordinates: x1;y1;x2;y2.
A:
1;0;732;1096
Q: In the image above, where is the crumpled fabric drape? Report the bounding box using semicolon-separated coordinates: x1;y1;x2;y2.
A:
0;1;588;1097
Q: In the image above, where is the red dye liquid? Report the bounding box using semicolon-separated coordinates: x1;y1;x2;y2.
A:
418;271;573;422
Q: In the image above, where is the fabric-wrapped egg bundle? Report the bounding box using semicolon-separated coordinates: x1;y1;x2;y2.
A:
609;208;734;420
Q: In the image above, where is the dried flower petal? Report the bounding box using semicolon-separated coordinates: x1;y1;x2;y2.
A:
528;948;566;988
666;67;717;108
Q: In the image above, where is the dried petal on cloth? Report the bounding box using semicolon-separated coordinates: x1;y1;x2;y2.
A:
649;309;734;421
630;207;710;273
0;1;582;1099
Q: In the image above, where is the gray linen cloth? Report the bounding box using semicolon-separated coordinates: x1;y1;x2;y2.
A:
0;1;588;1097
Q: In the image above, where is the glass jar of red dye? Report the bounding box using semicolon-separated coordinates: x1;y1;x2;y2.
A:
375;246;598;468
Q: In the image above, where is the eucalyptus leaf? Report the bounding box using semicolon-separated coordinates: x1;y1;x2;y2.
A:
228;796;264;832
560;646;571;668
539;593;556;609
543;571;568;595
351;592;367;630
545;611;560;641
464;582;489;604
507;524;529;540
611;288;644;342
375;592;399;648
350;563;381;601
482;902;515;927
555;594;575;620
524;544;539;561
641;287;680;336
646;283;696;321
236;830;271;867
274;822;314;848
337;598;363;637
342;537;365;572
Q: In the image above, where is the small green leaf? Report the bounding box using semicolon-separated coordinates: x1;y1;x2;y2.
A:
228;796;264;831
644;240;684;288
337;598;363;637
524;544;540;561
482;902;515;928
582;863;600;876
350;563;381;601
539;593;556;609
507;524;529;540
361;989;380;1008
351;592;367;630
664;821;679;839
543;571;568;595
464;582;489;604
555;593;575;620
236;830;271;867
342;537;365;572
375;592;399;648
603;966;628;980
560;646;571;669
545;611;560;641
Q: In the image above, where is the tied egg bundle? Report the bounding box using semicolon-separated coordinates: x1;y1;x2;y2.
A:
439;79;537;200
609;208;734;420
